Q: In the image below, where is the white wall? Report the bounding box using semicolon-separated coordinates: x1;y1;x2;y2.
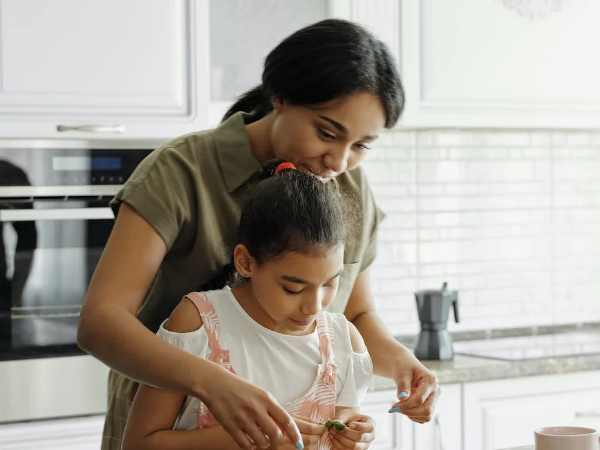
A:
363;130;600;336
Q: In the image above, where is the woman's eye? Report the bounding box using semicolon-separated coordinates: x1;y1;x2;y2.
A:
283;287;303;296
354;143;371;151
318;129;336;140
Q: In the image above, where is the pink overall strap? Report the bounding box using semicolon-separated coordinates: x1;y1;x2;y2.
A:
315;312;335;363
184;292;222;352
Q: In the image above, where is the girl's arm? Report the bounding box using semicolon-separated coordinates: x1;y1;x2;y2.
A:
79;204;300;449
122;298;246;450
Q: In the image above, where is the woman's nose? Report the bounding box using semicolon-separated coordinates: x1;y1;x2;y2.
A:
323;145;349;174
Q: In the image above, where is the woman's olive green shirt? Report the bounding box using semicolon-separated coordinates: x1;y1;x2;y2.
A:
101;112;385;449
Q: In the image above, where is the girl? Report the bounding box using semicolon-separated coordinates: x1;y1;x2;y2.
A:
79;18;440;450
122;161;373;450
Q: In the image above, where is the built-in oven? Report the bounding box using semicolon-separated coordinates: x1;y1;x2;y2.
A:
0;140;158;423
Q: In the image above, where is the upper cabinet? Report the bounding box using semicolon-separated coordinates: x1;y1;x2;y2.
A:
383;0;600;129
2;0;600;139
0;0;209;139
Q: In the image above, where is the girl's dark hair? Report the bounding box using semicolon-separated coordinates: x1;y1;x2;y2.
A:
200;160;349;291
239;159;347;265
222;19;404;128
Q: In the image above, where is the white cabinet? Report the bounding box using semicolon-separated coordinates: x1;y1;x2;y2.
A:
342;0;600;129
362;389;411;450
411;383;462;450
463;370;600;450
0;0;209;139
0;415;104;450
364;384;462;450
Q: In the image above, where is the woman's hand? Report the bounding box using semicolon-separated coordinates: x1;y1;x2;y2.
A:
329;409;375;450
203;368;304;449
389;359;441;424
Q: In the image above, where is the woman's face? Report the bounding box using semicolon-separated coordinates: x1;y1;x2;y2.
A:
269;92;386;181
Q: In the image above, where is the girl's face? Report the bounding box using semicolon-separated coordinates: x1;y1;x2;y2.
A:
269;92;386;181
233;245;345;335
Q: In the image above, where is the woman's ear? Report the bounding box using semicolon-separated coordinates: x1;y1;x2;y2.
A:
233;244;255;278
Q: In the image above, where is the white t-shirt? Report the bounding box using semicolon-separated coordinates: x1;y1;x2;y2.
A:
156;287;373;430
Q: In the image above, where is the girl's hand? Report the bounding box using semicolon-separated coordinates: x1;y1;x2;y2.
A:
276;415;327;450
329;409;375;450
203;368;303;449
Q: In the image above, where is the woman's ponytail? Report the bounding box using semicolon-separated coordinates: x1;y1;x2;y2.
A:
221;85;273;122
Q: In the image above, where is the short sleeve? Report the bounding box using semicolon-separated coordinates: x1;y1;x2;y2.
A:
332;314;374;407
156;319;210;358
109;144;199;250
360;202;386;272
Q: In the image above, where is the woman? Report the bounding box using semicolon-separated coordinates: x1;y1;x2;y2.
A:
78;19;440;450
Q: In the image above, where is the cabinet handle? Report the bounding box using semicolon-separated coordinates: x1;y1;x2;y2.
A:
56;124;125;133
575;410;600;418
434;416;446;450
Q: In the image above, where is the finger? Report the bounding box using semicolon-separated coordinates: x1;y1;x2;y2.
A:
291;415;327;436
220;423;257;450
395;374;412;404
330;428;371;449
399;391;437;423
238;419;270;450
268;402;303;448
346;420;374;434
402;376;439;410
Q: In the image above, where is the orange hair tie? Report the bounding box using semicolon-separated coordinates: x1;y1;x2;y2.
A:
274;162;297;175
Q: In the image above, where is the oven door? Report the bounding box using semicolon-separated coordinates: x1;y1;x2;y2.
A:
0;197;114;357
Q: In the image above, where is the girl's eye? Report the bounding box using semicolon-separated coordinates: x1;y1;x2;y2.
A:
283;287;303;296
318;129;336;140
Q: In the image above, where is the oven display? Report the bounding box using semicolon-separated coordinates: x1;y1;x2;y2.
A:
52;156;122;171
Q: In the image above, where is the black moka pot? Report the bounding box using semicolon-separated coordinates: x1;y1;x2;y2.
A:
414;282;460;361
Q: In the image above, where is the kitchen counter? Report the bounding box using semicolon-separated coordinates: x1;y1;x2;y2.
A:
369;322;600;390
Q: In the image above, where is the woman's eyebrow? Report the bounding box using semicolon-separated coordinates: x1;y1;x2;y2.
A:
318;115;378;141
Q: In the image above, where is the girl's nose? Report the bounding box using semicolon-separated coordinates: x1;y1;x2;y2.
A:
301;293;323;316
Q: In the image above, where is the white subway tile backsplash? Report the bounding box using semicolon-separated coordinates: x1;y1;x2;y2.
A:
366;128;600;333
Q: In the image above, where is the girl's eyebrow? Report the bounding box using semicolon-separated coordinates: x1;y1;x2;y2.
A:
280;268;345;285
317;115;378;141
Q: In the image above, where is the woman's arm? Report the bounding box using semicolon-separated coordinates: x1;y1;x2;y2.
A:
78;204;301;449
343;268;440;423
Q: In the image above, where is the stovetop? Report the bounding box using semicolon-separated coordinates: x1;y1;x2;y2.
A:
453;331;600;361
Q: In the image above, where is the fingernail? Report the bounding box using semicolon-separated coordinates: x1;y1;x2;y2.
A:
398;391;409;399
388;407;400;413
295;441;304;450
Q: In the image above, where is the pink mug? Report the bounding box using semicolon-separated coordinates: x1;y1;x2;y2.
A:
535;426;599;450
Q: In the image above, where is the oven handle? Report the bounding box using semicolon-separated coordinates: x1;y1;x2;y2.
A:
0;207;114;221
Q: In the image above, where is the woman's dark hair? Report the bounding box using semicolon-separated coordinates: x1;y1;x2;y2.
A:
239;159;347;265
222;19;404;128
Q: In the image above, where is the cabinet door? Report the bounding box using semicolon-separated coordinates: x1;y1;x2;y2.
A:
362;389;412;450
0;415;104;450
463;371;600;450
0;0;209;139
412;383;462;450
207;0;331;126
398;0;600;129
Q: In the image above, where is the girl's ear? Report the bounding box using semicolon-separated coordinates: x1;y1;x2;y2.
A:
233;244;256;278
271;96;284;113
